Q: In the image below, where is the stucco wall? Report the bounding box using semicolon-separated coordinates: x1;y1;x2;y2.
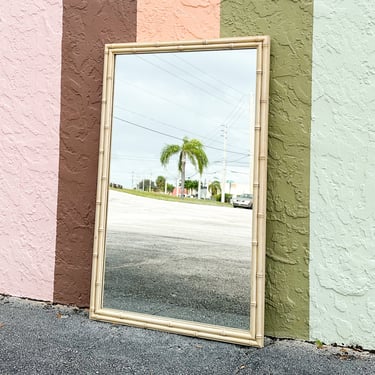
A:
2;0;374;350
221;1;313;339
310;1;375;349
137;0;220;41
0;1;62;300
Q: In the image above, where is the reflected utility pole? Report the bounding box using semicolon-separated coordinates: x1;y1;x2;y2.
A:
221;124;228;203
249;92;255;194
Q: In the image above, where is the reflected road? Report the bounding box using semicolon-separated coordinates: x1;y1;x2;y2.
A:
103;190;252;330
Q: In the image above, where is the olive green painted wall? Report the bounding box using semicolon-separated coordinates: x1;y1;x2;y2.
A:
221;1;313;339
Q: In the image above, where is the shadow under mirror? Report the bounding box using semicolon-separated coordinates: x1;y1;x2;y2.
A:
103;48;257;331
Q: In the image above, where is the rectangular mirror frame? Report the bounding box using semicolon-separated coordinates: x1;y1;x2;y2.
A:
90;36;270;347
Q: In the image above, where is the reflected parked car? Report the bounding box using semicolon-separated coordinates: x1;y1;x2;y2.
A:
232;193;253;209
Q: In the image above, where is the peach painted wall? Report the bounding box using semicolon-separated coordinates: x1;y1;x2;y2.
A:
0;1;63;300
137;0;220;41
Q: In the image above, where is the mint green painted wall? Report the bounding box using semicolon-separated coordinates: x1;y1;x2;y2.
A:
221;2;313;339
310;1;375;349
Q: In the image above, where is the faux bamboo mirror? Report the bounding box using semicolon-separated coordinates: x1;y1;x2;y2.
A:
90;36;270;347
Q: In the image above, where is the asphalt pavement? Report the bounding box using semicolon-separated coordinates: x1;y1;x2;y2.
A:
1;296;374;374
103;191;252;329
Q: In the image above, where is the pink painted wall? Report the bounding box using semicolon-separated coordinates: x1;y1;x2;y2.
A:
0;1;63;300
137;0;220;41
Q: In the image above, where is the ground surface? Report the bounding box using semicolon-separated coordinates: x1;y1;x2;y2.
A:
103;190;252;329
0;296;374;374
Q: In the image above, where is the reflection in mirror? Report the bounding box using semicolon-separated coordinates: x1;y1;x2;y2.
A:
91;37;270;347
104;49;255;330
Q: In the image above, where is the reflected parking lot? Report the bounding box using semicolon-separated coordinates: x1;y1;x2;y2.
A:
103;190;252;330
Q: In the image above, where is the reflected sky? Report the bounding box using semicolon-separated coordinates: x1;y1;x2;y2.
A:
110;48;256;191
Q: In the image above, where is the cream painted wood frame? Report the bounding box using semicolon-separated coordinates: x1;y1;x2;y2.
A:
90;36;270;347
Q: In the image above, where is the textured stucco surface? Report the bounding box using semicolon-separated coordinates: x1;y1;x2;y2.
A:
221;1;313;339
54;0;137;306
0;1;62;300
310;1;375;349
137;0;220;42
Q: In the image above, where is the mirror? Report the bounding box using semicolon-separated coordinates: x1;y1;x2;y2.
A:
90;37;270;347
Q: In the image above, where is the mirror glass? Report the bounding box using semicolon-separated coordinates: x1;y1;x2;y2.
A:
102;48;257;331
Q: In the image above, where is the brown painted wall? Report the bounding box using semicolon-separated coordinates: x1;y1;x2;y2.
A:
54;0;137;306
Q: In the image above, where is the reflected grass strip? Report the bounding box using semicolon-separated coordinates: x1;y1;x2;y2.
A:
111;188;232;207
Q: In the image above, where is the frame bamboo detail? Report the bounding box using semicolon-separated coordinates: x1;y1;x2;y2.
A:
90;36;270;347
